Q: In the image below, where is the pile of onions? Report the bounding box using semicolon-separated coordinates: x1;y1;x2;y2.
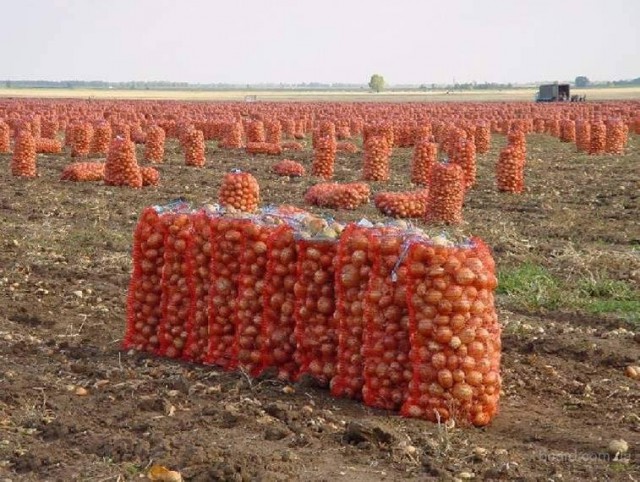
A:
453;138;477;189
246;120;266;143
91;122;112;155
246;142;283;156
305;182;370;210
60;162;105;182
281;141;304;151
219;171;260;212
11;130;37;178
589;122;606;154
184;129;206;167
35;138;62;153
273;159;305;177
605;119;626;154
265;119;282;145
336;141;358;153
158;213;193;359
144;125;165;163
363;135;390;181
575;121;591;152
363;123;394;149
312;135;337;179
41;118;59;139
124;207;166;353
474;123;491;153
560;119;576;143
331;225;373;399
72;122;93;158
294;238;338;385
261;224;299;380
104;137;142;188
362;230;411;410
206;217;245;369
496;146;524;193
426;163;465;224
0;120;10;152
221;121;244;149
411;140;437;186
374;189;429;218
112;123;131;141
401;239;501;427
183;211;214;362
141;166;160;186
235;222;271;376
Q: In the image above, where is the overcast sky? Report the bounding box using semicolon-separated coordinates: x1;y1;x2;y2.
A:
1;0;638;85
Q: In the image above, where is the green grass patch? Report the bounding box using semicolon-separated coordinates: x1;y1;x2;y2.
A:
497;263;563;311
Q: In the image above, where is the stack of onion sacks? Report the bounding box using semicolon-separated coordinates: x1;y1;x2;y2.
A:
401;237;501;427
35;138;62;153
0;120;10;153
313;134;337;179
246;120;266;143
265;119;282;145
273;159;305;177
104;137;142;188
589;122;606;154
363;135;390;181
559;119;576;143
184;129;206;167
507;129;526;165
575;121;591;152
41;118;59;139
144;125;166;163
453;137;477;189
304;182;370;210
425;162;465;224
474;123;491;153
374;189;429;218
221;121;244;149
72;122;93;157
12;129;37;178
605;119;626;154
61;162;105;182
496;146;524;193
246;142;283;155
219;171;260;212
411;140;437;186
91;122;111;155
141;166;160;186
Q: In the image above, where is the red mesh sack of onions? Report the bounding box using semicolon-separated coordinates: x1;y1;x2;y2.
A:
265;120;282;145
589;122;606;155
414;124;432;144
331;224;374;400
336;123;351;140
294;236;339;385
559;120;576;143
261;223;299;381
533;118;546;134
246;142;283;156
273;159;305;177
72;123;93;158
453;137;477;190
411;140;437;186
425;162;465;225
11;130;37;178
374;189;429;218
304;182;370;210
123;206;168;353
206;216;247;370
293;119;306;139
219;170;260;212
312;135;337;179
158;212;194;359
246;120;266;143
363;135;390;181
496;146;524;193
112;123;131;141
91;122;111;155
184;129;206;167
220;121;244;149
474;123;491;154
507;129;526;164
104;137;142;188
144;125;165;163
401;237;501;427
281;141;304;151
281;118;295;139
605;119;625;154
0;120;10;152
141;166;160;187
362;229;412;410
575;121;591;152
41;118;59;139
60;162;105;182
35;138;62;154
545;119;560;138
336;141;358;153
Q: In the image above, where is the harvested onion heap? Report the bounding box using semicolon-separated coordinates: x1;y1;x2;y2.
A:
246;120;266;143
273;159;305;177
219;171;260;212
507;129;526;164
560;119;576;143
246;142;283;156
281;141;304;151
35;138;62;154
374;189;429;218
313;134;337;179
605;119;626;154
72;123;93;157
158;213;193;359
337;141;358;153
575;121;591;152
496;146;524;193
589;122;606;154
144;125;166;163
305;182;370;210
363;135;391;181
104;137;143;188
401;238;501;427
0;120;10;153
426;162;465;224
221;121;244;149
11;130;37;178
453;137;477;190
124;206;167;353
60;162;105;182
474;123;491;153
331;225;373;399
91;122;112;155
184;129;206;167
141;166;160;187
265;119;282;145
411;140;437;186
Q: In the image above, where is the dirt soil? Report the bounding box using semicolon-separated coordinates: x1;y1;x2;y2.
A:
1;132;639;481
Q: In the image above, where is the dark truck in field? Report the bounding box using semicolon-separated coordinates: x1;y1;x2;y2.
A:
536;83;586;102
